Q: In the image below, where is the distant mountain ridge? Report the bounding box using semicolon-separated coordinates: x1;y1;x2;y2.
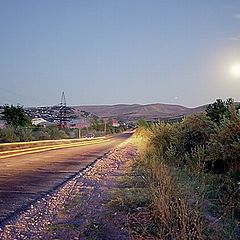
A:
72;103;207;121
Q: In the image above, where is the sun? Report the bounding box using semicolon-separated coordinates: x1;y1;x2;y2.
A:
230;63;240;78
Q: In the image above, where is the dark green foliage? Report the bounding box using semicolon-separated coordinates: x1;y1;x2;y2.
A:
91;116;104;132
207;118;240;173
3;105;31;128
0;127;17;142
150;122;176;160
136;99;240;239
47;126;68;139
206;99;230;125
0;126;70;143
176;113;216;156
0;127;33;142
32;129;51;140
137;98;240;173
17;127;33;141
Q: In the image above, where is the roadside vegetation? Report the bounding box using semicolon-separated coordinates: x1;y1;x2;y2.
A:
126;99;240;239
0;105;70;142
79;116;128;137
0;125;70;142
0;105;128;143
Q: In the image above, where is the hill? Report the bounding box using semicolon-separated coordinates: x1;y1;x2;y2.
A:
72;103;207;121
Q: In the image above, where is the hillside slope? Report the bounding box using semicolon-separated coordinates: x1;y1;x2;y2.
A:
73;103;206;121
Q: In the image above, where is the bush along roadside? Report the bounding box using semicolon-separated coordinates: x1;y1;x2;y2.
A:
130;100;240;239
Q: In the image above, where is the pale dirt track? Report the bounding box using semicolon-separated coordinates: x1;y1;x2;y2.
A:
0;135;138;240
0;133;132;225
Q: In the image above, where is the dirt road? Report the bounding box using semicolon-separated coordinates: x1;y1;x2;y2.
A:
0;133;132;225
0;136;138;239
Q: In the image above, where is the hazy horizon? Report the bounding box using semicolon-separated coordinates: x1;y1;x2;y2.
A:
25;100;208;109
1;1;240;107
1;95;236;109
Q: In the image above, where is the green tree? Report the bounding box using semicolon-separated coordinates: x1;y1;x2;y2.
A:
206;99;229;125
3;105;31;128
91;116;104;132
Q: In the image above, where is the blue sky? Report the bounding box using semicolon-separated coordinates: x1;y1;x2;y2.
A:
0;0;240;107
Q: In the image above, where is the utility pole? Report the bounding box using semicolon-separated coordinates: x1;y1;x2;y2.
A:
104;119;107;136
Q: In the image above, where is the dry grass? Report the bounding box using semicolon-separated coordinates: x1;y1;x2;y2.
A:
145;158;203;240
108;148;203;239
132;122;240;239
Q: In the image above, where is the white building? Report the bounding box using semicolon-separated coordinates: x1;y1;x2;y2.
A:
31;118;53;127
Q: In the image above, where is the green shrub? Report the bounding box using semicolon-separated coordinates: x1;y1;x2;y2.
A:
0;127;17;142
175;113;215;158
150;122;176;157
16;127;33;141
47;127;68;140
185;146;207;174
135;104;240;239
32;129;51;140
0;126;70;142
207;117;240;173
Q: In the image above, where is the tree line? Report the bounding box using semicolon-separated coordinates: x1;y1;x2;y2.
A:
0;105;127;142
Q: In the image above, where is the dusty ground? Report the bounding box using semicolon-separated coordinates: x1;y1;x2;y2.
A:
0;138;138;240
0;133;131;223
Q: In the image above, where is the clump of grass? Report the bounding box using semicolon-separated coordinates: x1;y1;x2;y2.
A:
82;221;107;240
144;156;203;240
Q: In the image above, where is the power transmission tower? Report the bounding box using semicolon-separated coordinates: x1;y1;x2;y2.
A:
58;92;68;128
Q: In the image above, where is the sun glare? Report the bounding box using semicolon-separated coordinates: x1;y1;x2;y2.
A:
230;63;240;78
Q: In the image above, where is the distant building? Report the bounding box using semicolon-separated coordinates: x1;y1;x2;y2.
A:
112;119;120;127
31;118;54;127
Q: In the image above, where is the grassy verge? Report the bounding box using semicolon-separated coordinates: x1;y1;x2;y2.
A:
109;133;240;239
109;161;157;239
172;168;240;239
